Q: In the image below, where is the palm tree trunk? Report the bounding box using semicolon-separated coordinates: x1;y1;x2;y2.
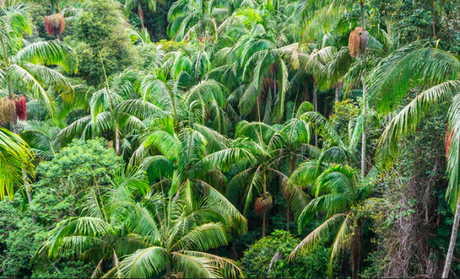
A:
313;80;318;146
115;127;120;156
360;3;365;30
286;197;290;232
335;81;342;103
262;211;266;238
360;3;367;178
262;170;267;238
171;91;178;130
442;195;460;278
431;0;436;39
138;2;145;29
286;153;293;232
361;75;366;178
51;0;56;14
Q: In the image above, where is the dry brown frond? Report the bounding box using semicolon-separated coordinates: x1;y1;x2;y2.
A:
0;98;15;125
47;13;65;36
254;193;273;215
349;27;361;58
349;27;369;58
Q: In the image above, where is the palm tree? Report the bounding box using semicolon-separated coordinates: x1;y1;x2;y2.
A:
272;102;314;231
294;0;371;175
288;160;378;278
137;68;182;127
0;0;77;204
283;107;375;277
56;68;148;155
304;46;335;145
130;27;154;45
167;0;224;42
0;127;34;200
224;6;293;123
159;48;230;133
131;113;254;185
366;42;460;278
35;170;245;278
163;46;213;86
0;1;78;131
226;121;284;237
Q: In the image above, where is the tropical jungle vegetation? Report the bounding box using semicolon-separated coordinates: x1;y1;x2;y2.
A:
1;0;460;278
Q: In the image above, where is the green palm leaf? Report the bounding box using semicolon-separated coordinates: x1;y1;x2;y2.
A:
368;44;460;113
14;40;78;74
119;246;170;278
0;128;34;200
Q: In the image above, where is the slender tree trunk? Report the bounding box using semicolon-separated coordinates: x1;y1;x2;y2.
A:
335;81;342;103
115;127;120;156
262;170;267;238
138;2;145;29
286;197;290;232
51;1;56;14
431;0;436;39
262;211;266;238
442;195;460;278
171;90;178;130
23;171;37;224
360;3;367;178
361;75;367;178
313;80;318;146
287;153;291;233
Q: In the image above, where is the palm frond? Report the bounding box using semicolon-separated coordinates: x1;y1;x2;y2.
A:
0;128;34;200
118;246;169;278
14;40;78;74
289;213;346;260
368;44;460;113
377;80;460;167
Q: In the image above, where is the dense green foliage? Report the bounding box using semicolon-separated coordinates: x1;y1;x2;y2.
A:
240;230;333;278
71;0;138;85
1;0;460;278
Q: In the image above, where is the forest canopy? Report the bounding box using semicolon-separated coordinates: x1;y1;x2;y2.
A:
1;0;460;278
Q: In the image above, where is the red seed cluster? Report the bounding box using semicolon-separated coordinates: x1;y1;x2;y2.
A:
14;96;27;121
45;16;53;36
45;14;65;36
